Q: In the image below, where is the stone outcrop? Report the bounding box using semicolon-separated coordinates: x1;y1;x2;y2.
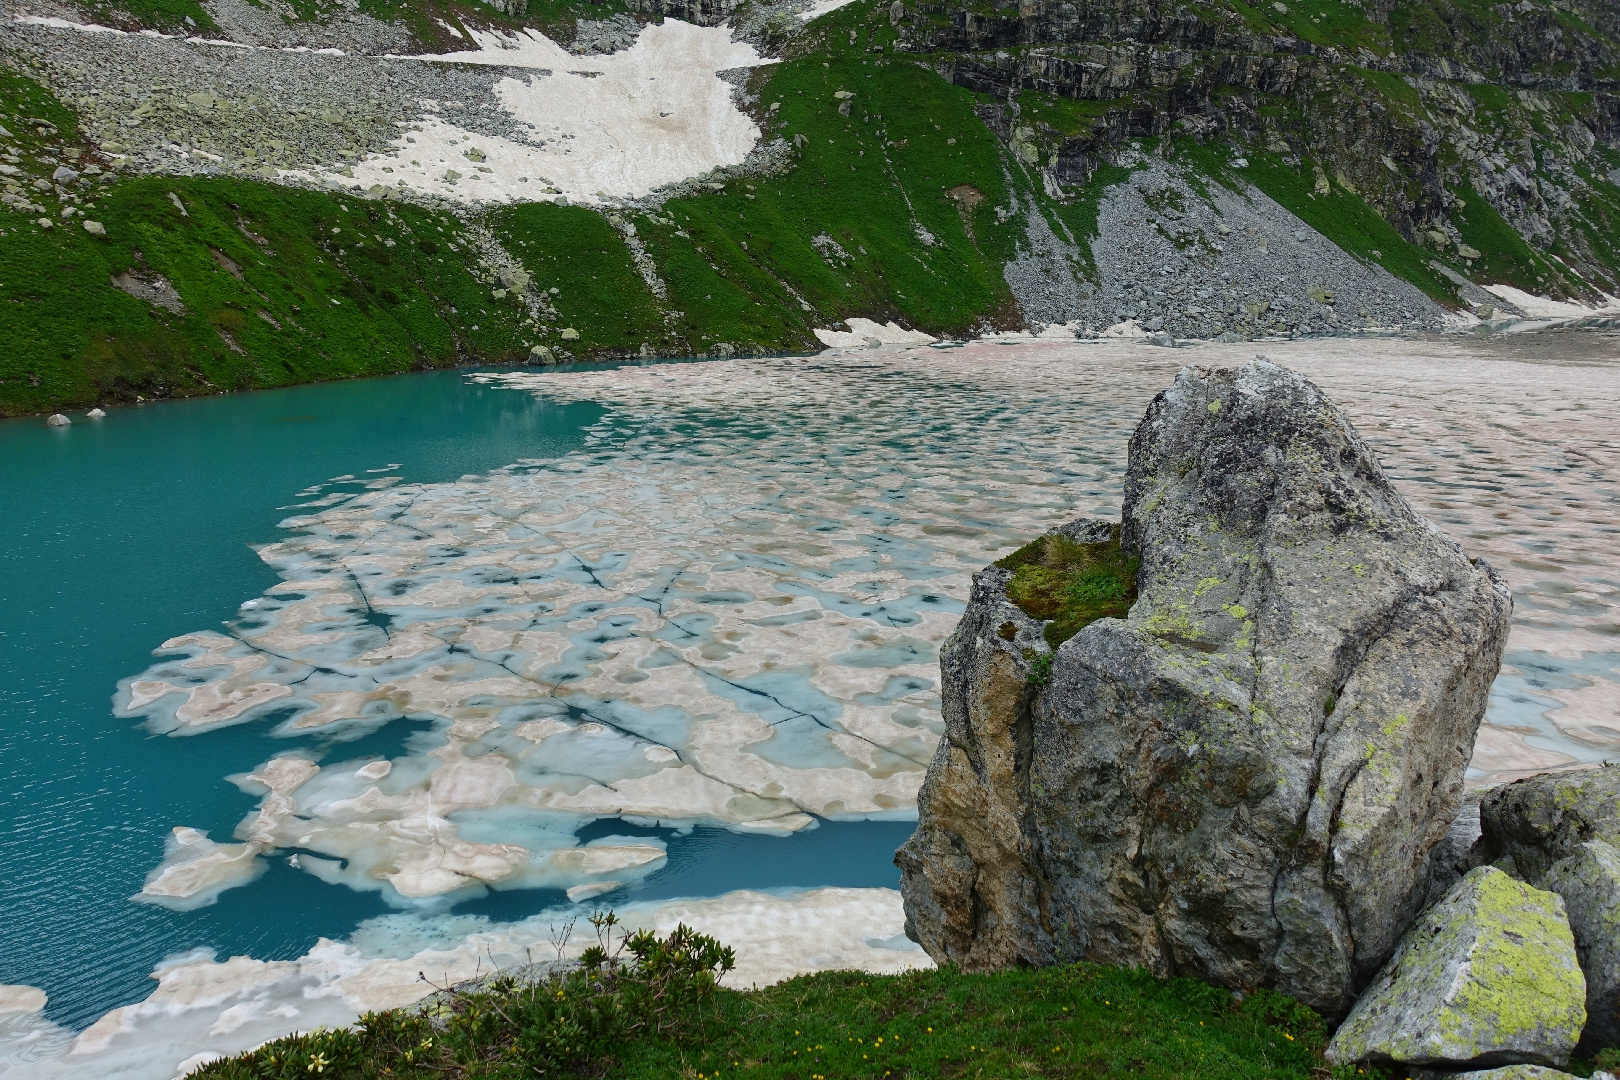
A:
897;360;1513;1017
1543;839;1620;1052
1326;866;1587;1069
1477;766;1620;883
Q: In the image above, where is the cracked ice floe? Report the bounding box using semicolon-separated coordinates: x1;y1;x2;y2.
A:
120;352;1134;907
1;887;930;1080
120;341;1620;909
331;21;772;206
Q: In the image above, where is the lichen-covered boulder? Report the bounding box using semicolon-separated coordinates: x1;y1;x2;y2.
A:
1326;866;1586;1069
1445;1068;1582;1080
897;361;1513;1017
1543;839;1620;1052
1478;767;1620;884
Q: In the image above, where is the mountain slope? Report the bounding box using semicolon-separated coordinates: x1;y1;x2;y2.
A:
2;0;1618;414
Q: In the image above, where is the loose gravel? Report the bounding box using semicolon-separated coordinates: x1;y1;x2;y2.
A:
1067;156;1449;338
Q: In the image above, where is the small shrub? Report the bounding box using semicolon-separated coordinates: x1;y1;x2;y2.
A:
1026;649;1055;688
196;914;734;1079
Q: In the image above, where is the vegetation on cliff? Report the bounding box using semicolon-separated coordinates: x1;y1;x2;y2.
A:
8;0;1620;413
996;527;1140;649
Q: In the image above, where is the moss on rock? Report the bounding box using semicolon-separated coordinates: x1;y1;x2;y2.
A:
994;525;1138;648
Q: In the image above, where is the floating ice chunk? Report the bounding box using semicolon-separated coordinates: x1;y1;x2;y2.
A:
239;755;319;795
387;836;528;899
0;983;74;1072
0;986;46;1014
134;828;267;910
547;841;665;876
566;880;621;902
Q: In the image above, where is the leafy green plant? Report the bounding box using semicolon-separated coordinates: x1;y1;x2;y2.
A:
1026;649;1055;688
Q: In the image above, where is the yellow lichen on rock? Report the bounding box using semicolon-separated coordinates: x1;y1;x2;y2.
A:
1326;866;1586;1069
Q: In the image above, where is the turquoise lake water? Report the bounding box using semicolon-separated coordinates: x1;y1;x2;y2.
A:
0;368;915;1030
14;337;1615;1054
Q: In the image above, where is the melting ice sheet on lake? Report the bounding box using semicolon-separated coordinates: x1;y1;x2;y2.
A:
115;351;1129;910
112;339;1620;920
14;335;1620;1078
115;340;1620;914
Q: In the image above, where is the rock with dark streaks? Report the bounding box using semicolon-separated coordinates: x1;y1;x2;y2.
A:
897;360;1512;1017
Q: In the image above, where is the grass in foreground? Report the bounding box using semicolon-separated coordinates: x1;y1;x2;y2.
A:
197;920;1349;1080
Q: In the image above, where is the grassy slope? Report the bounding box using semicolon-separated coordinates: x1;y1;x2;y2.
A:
564;966;1334;1080
202;963;1344;1080
12;0;1620;413
639;27;1024;352
1;1;1042;414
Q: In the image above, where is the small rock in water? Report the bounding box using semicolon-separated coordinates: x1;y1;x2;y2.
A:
86;408;106;419
45;413;70;427
1542;839;1620;1052
1326;866;1586;1069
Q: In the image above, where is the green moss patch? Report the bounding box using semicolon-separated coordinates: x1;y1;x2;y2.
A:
996;527;1139;648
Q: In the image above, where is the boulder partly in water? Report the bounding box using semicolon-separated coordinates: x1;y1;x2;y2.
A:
1478;766;1620;884
897;360;1513;1017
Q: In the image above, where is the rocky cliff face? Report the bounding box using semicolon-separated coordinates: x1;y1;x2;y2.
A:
891;0;1620;297
897;360;1513;1017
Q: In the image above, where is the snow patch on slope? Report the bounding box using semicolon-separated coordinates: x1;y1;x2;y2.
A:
814;319;937;348
332;21;772;206
798;0;860;20
1483;283;1620;320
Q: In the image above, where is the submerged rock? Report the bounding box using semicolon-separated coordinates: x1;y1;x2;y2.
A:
1326;866;1585;1069
1477;766;1620;884
1542;839;1620;1051
897;360;1512;1016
